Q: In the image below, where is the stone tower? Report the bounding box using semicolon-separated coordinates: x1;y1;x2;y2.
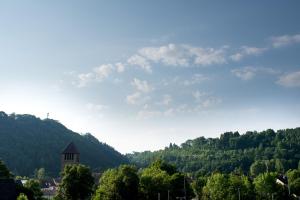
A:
61;142;80;171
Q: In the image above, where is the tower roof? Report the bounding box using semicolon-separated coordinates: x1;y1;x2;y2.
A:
62;142;80;154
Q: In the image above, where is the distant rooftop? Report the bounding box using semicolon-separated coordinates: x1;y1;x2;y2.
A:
62;142;80;154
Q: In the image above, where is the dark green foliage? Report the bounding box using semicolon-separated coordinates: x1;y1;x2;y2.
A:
191;176;207;199
139;160;194;200
15;179;44;200
227;173;254;200
55;164;94;200
199;173;254;200
24;179;44;200
139;166;170;199
128;128;300;175
93;165;139;200
0;160;12;179
0;111;127;176
203;173;229;200
253;172;287;200
17;193;29;200
287;169;300;196
250;160;267;177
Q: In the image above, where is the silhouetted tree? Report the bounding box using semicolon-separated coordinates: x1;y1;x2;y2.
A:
55;164;94;200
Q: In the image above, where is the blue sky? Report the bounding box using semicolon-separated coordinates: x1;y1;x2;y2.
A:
0;1;300;153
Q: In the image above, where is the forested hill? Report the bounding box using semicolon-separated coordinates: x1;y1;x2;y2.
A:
127;128;300;175
0;111;127;177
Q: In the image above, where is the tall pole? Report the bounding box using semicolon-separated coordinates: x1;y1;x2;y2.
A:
238;187;240;200
168;190;170;200
158;193;160;200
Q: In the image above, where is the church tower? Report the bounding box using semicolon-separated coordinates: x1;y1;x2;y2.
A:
61;142;80;171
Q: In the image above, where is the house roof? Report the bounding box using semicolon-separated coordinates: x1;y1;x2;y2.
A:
62;142;80;154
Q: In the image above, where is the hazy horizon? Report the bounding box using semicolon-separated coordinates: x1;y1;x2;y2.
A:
1;1;300;153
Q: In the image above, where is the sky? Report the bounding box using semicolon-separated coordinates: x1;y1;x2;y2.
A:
0;1;300;153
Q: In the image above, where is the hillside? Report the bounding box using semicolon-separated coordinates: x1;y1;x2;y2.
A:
0;111;128;176
127;128;300;175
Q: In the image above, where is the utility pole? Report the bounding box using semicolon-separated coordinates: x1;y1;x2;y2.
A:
158;193;160;200
168;190;170;200
238;187;240;200
46;113;49;119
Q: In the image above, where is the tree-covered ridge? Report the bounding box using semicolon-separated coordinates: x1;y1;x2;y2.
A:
127;128;300;174
0;111;128;176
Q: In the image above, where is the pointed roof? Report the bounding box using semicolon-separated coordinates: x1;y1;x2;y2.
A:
62;142;80;154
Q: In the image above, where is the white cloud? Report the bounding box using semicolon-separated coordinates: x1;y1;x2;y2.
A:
115;62;125;73
127;54;152;73
139;43;189;66
127;44;227;73
231;67;256;80
183;74;210;86
131;78;153;93
93;64;114;80
73;64;117;87
230;46;267;61
271;34;300;48
76;73;95;87
231;66;279;80
277;71;300;87
230;53;243;62
242;46;267;55
187;46;227;65
126;92;142;105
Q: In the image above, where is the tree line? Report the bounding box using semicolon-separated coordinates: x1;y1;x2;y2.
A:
127;128;300;176
2;158;300;199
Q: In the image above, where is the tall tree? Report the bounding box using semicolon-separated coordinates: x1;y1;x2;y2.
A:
286;169;300;196
140;160;194;200
93;165;139;200
203;173;229;200
227;173;254;200
254;172;286;200
55;164;94;200
0;160;12;178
